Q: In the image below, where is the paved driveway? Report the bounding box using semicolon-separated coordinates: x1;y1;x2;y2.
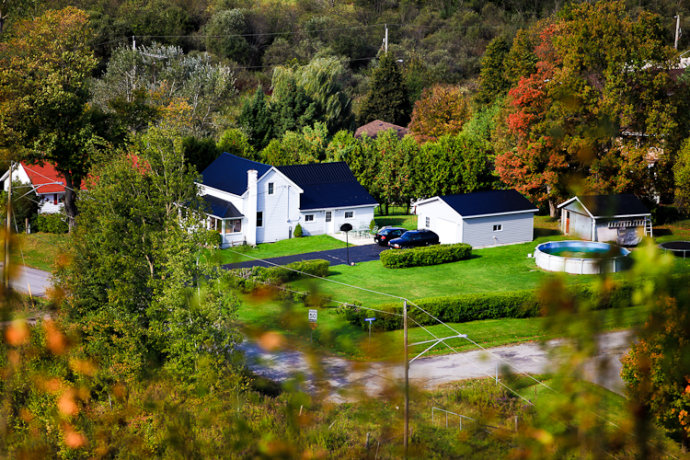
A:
0;264;51;297
223;243;387;270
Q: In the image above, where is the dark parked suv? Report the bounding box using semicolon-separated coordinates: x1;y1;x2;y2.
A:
388;229;440;249
374;226;407;246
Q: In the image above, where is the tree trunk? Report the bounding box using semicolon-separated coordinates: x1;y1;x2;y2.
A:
63;173;79;231
548;198;557;218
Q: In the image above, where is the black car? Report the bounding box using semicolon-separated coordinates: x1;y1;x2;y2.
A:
374;226;407;246
388;229;440;249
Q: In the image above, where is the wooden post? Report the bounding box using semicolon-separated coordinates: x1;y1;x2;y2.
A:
4;161;11;289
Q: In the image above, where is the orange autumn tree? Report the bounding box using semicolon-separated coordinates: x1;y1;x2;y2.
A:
495;23;568;217
408;85;471;143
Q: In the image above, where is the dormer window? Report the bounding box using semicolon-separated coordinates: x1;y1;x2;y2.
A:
268;182;274;195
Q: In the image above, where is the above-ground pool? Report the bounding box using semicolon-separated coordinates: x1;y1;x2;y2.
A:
659;241;690;258
534;241;631;274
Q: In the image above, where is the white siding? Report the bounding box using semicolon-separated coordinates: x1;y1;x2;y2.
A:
462;212;535;248
416;199;462;244
37;193;65;214
256;170;301;243
300;206;375;236
197;184;244;212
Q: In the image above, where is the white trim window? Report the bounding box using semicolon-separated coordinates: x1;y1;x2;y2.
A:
344;211;354;219
492;224;503;232
325;211;332;222
425;216;430;228
268;182;274;195
305;214;314;222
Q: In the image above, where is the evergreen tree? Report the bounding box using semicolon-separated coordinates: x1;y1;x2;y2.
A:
358;53;411;126
475;36;510;105
504;29;538;87
237;88;274;150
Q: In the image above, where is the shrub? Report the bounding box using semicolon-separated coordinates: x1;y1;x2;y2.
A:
340;282;634;331
380;243;472;268
36;213;69;234
294;223;303;238
227;259;330;293
369;219;376;232
207;230;222;248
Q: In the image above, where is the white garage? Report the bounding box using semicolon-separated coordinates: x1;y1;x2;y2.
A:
415;190;538;248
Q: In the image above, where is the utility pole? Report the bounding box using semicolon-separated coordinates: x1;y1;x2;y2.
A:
132;35;136;51
675;14;681;50
384;24;388;53
403;300;409;458
4;161;11;289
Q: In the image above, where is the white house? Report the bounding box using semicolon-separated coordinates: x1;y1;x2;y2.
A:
415;190;538;248
197;153;378;247
557;194;652;246
1;162;66;214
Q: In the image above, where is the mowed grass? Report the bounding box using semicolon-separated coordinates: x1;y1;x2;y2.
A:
290;235;574;307
10;232;68;272
236;293;647;360
208;234;345;265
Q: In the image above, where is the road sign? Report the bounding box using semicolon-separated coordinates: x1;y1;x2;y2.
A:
308;309;318;322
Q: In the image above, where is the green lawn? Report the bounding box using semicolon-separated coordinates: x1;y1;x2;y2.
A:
235;293;647;360
290;235;575;307
9;232;68;272
374;213;417;230
208;234;345;265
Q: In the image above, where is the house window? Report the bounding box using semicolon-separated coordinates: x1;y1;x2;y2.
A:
257;212;263;227
325;211;332;222
54;194;57;205
344;211;354;219
305;214;314;222
225;219;241;233
425;217;430;228
493;224;502;232
268;182;274;195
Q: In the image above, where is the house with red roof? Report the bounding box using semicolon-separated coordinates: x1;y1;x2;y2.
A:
1;162;66;214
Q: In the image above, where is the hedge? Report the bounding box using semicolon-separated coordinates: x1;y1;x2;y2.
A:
340;282;634;331
36;213;69;233
380;243;472;268
226;259;330;293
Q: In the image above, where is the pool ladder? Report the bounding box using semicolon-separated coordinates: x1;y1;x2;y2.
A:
644;218;653;237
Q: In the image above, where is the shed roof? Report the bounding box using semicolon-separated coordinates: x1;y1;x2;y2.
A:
277;162;378;210
423;190;538;218
355;120;409;140
201;153;271;196
558;194;650;217
201;195;243;219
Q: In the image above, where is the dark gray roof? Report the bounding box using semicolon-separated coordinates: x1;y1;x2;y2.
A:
577;194;650;217
201;195;243;219
277;162;378;210
437;190;537;218
201;153;271;196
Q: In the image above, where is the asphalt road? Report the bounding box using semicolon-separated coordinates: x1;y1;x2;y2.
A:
0;264;52;297
223;243;387;270
241;330;633;402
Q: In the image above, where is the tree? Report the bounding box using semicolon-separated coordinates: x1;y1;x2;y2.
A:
408;85;472;143
0;7;100;228
673;138;690;215
237;88;274;150
503;28;537;87
370;131;418;214
91;43;237;138
269;82;320;138
271;56;355;135
261;123;328;166
217;128;257;161
204;8;251;64
358;52;411;126
61;127;239;383
475;36;510;105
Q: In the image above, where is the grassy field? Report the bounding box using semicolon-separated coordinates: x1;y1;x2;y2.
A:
208;234;345;265
236;291;647;360
9;232;68;271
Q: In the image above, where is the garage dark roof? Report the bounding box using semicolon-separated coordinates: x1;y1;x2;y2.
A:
437;190;537;218
201;195;243;218
577;194;650;217
277;162;378;210
200;153;271;196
